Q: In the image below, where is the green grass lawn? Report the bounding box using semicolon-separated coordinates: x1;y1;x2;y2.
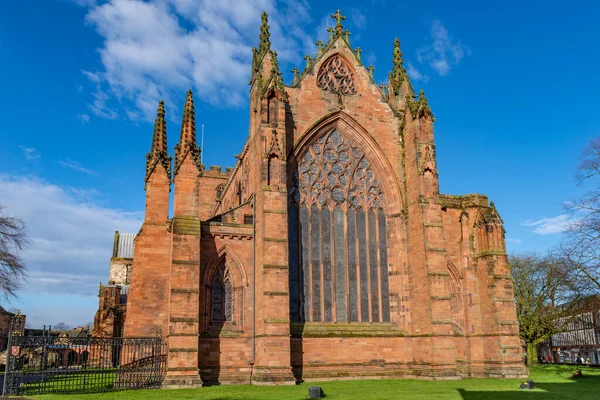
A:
30;365;600;400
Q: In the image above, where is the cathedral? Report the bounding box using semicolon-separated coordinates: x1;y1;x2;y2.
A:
94;10;526;387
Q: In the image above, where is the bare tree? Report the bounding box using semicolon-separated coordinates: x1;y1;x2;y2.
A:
82;322;94;331
562;137;600;292
53;322;71;331
510;253;587;366
0;205;27;297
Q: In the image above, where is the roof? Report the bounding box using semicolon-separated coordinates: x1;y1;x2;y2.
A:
58;328;89;339
113;232;135;259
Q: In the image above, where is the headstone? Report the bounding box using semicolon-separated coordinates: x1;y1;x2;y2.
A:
308;386;325;398
519;379;535;390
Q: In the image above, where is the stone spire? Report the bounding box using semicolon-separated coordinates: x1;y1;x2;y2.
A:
258;11;271;55
145;100;172;185
390;38;407;96
174;90;202;176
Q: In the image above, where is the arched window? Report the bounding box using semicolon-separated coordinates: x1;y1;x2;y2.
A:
317;55;357;95
211;263;232;323
288;130;390;323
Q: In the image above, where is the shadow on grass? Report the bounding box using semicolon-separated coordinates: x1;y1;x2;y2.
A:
458;375;600;400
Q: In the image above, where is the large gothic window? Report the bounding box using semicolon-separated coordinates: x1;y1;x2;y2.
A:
288;130;390;323
211;263;232;323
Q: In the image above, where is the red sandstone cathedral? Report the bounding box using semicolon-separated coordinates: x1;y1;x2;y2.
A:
94;11;526;387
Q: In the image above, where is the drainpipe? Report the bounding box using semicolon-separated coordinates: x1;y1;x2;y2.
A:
249;194;256;380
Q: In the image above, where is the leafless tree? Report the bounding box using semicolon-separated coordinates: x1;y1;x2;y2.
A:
562;137;600;292
510;252;588;366
0;205;27;297
53;322;71;331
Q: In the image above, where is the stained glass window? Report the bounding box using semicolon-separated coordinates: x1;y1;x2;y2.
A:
211;263;232;323
289;130;390;323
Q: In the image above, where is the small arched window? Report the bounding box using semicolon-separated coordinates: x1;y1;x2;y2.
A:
211;263;232;323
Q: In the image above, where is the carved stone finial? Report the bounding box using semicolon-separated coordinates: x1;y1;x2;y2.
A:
327;27;335;42
367;65;375;78
303;54;313;70
291;67;299;83
354;47;362;61
331;9;346;32
258;11;271;55
316;40;325;54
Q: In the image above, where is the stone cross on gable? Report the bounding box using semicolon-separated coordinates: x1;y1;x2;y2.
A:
354;47;362;61
291;68;299;83
303;55;313;70
327;27;335;42
331;9;346;32
367;65;375;78
316;40;325;54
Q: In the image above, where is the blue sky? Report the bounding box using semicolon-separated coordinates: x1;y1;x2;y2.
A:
1;0;599;327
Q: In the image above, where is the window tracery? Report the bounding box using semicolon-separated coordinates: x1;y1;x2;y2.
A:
290;130;385;211
316;55;357;95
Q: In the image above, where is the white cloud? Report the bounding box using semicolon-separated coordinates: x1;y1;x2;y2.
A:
406;62;429;82
506;238;522;245
58;159;98;175
0;175;143;299
365;51;376;66
350;8;366;30
522;214;570;235
315;13;334;43
75;0;314;121
19;146;40;161
417;19;470;77
78;113;90;123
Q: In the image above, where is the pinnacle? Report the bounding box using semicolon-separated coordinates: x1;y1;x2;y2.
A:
392;38;404;79
151;100;167;155
174;89;202;177
390;38;409;96
145;99;171;185
258;11;271;55
180;89;196;146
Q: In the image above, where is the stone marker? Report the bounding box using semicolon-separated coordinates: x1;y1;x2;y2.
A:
309;386;325;398
519;379;535;390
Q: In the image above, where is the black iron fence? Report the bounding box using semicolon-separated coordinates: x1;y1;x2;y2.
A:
2;316;167;396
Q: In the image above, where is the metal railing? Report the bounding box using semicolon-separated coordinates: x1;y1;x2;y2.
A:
3;317;166;396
